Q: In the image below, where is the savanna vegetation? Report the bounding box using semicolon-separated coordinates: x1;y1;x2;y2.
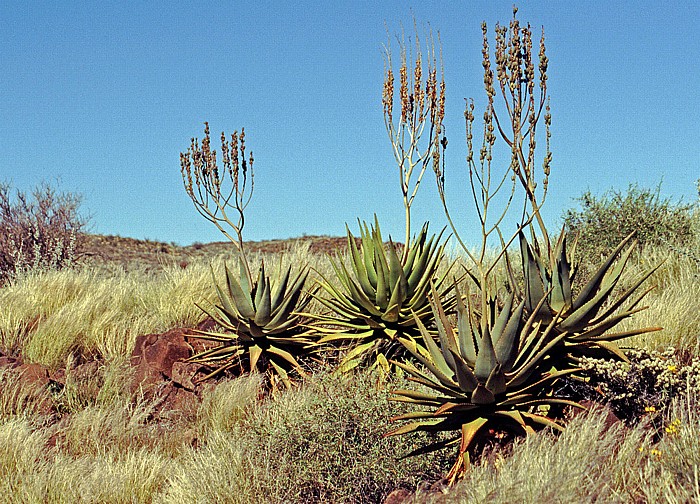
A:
1;7;699;503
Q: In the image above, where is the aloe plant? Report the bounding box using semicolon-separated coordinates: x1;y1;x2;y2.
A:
518;228;662;364
388;284;581;483
189;257;318;388
307;218;453;373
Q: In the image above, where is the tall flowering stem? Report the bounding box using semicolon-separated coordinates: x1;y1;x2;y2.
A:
383;26;446;259
432;7;552;339
180;122;255;284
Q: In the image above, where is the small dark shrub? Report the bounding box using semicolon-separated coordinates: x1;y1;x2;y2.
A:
563;183;694;266
557;347;700;425
0;182;87;282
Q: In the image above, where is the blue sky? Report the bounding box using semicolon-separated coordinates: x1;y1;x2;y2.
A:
1;1;698;246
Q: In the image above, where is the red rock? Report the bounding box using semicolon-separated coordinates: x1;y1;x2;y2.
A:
130;328;192;393
147;381;200;423
195;317;218;333
383;489;412;504
11;363;54;415
0;356;20;369
171;361;202;391
15;363;50;389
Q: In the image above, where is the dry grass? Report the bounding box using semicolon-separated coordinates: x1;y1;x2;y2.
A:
0;231;698;503
617;244;700;353
429;395;700;503
0;266;211;368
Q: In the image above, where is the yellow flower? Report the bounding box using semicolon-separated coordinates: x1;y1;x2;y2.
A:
665;418;682;435
667;365;678;373
644;406;657;413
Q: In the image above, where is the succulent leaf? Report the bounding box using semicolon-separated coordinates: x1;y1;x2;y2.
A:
224;263;255;319
494;298;525;371
391;284;583;483
188;258;316;387
308;219;452;372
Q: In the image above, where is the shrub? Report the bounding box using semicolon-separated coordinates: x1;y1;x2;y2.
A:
562;183;694;265
559;347;700;424
0;182;87;282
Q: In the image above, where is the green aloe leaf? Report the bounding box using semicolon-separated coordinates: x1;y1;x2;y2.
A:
494;298;525;372
238;256;252;298
473;324;497;383
387;238;407;298
448;349;479;394
267;344;303;370
491;291;514;345
460;418;489;454
470;384;495;405
383;275;406;323
415;315;455;382
484;364;507;396
254;262;267;311
399;333;457;389
520;231;546;313
249;344;263;371
398;436;462;460
223;264;256;319
337;259;383;317
254;273;272;326
391;389;444;404
573;233;635;311
347;225;376;299
360;221;378;288
549;231;573;312
270;264;291;311
267;271;309;329
430;283;458;371
455;285;477;364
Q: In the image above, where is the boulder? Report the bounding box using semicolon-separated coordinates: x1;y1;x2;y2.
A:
129;328;192;394
383;488;412;504
15;363;51;390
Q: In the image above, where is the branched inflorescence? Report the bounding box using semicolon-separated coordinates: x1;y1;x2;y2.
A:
383;25;446;256
180;122;255;282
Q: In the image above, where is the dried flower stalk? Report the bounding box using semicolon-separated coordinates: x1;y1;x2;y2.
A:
180;122;255;283
383;24;446;257
430;7;552;338
435;7;551;271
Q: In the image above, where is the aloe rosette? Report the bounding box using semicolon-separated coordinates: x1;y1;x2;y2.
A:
188;257;317;388
307;218;453;372
518;229;661;364
387;284;581;483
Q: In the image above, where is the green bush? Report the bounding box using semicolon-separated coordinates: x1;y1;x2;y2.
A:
562;183;694;266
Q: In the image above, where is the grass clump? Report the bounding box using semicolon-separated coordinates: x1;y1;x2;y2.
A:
425;395;700;503
165;371;451;504
0;264;213;368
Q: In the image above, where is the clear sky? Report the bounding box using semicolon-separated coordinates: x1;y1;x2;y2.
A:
1;1;698;246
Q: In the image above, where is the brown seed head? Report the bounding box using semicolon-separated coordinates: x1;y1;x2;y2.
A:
231;131;239;189
400;54;410;123
383;67;395;124
482;22;495;100
539;27;549;89
465;99;475;164
523;25;535;95
543;100;552;179
495;24;507;90
414;53;424;120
